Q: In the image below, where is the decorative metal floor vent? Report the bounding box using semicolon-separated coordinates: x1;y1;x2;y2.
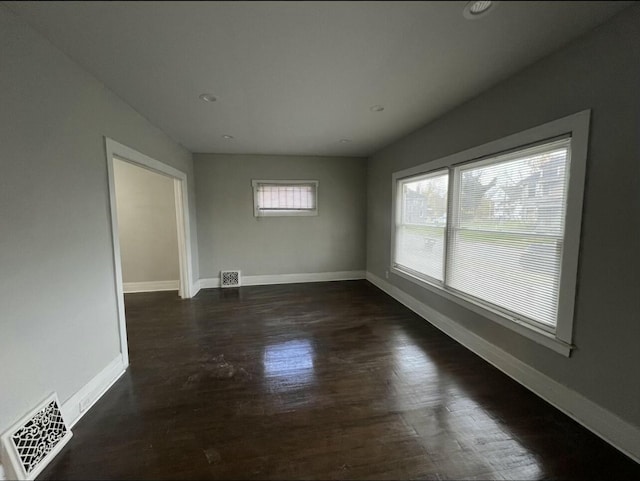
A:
220;270;241;288
1;394;72;480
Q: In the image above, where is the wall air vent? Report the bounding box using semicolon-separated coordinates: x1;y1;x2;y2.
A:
1;394;72;480
220;270;241;288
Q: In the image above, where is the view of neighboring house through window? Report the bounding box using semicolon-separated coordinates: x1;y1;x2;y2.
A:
394;138;571;327
448;139;570;328
391;117;585;349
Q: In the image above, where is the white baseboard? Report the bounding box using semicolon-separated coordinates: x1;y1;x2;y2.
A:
199;270;366;289
366;271;640;463
61;354;126;429
190;279;201;297
199;278;219;289
123;280;179;293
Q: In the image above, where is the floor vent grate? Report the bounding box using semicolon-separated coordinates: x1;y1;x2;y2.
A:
220;270;241;288
1;394;72;480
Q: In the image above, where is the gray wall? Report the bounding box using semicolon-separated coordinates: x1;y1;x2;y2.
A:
195;154;366;278
0;5;198;435
367;6;640;427
114;159;180;284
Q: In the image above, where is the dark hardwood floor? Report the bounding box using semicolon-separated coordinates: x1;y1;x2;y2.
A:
39;280;639;480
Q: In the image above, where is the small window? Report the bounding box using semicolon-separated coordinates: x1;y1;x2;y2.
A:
391;111;590;355
252;180;318;217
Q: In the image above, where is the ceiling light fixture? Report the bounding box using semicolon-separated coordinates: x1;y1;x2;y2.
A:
199;93;217;102
339;139;351;143
463;0;495;19
222;134;234;139
370;105;384;112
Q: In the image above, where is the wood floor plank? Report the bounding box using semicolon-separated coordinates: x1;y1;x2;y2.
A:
38;280;639;480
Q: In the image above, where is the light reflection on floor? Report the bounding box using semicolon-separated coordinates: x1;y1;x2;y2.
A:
262;339;316;398
391;330;543;478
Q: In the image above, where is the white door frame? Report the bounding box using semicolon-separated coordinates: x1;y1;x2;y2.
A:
105;137;195;367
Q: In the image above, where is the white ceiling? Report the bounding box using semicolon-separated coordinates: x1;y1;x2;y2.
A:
8;1;632;156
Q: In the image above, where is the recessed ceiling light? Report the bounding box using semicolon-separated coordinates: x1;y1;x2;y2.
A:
370;105;384;112
222;134;234;139
199;93;217;102
463;0;496;19
339;139;351;143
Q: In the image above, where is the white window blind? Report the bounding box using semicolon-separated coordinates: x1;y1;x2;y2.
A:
448;139;570;327
390;111;590;353
395;171;449;281
393;138;572;330
252;180;318;217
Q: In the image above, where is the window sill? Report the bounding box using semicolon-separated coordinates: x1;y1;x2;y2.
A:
390;266;574;357
255;210;318;217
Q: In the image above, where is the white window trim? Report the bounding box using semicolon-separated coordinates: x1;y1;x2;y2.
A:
390;110;590;357
252;179;319;217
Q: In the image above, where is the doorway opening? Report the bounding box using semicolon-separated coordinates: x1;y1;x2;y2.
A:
114;159;181;294
105;138;194;367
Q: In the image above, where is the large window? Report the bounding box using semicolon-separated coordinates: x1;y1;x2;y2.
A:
391;111;589;355
448;139;570;328
252;180;318;217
